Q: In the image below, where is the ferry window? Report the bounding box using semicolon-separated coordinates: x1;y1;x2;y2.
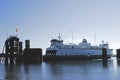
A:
48;53;49;55
72;46;74;49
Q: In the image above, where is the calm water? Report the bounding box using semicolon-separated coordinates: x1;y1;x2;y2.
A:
0;58;120;80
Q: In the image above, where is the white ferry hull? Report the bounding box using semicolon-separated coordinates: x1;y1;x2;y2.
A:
43;49;112;61
43;55;111;61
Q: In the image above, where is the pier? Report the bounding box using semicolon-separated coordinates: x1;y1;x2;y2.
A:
0;36;116;63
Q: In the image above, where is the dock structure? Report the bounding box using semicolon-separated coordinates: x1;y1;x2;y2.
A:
117;49;120;59
5;36;20;63
102;48;108;62
0;36;42;64
23;40;42;63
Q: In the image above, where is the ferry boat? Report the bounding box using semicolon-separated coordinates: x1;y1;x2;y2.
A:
43;35;113;61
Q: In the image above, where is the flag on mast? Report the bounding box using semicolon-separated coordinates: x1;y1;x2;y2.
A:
16;28;18;37
16;28;18;33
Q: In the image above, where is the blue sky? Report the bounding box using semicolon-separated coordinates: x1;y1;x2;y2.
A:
0;0;120;54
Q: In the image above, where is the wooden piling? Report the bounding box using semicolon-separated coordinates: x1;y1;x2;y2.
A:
102;48;108;61
117;49;120;59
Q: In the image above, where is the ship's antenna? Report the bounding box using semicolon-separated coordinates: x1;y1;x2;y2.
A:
58;33;61;41
94;33;96;45
71;29;73;44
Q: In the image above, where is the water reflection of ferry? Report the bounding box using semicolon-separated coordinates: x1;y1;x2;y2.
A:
43;35;113;61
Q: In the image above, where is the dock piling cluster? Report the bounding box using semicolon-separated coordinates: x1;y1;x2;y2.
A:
3;36;42;64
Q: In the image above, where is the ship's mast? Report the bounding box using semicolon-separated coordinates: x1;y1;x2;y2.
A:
94;34;96;45
58;33;61;41
71;29;73;45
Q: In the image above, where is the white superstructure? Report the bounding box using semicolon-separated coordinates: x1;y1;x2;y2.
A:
45;35;113;57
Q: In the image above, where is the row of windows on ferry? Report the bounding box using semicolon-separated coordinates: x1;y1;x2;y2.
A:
46;52;102;56
50;45;103;49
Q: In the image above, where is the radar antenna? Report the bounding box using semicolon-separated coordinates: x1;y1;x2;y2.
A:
58;33;61;41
